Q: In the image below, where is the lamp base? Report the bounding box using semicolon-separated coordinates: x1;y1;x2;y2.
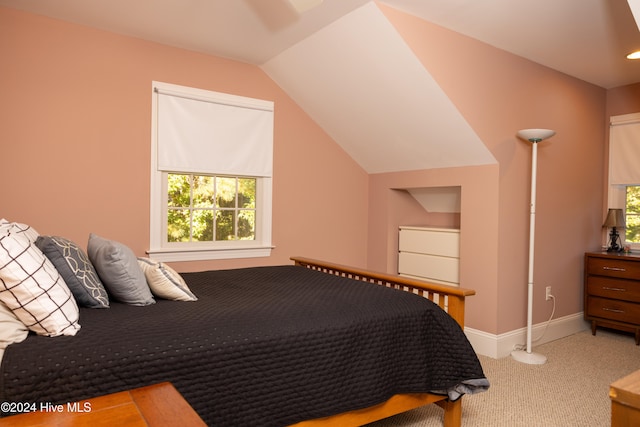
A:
511;349;547;365
607;228;622;252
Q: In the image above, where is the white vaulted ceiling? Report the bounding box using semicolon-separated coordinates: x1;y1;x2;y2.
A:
262;3;496;173
1;0;638;173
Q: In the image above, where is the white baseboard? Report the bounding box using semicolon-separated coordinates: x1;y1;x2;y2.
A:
464;312;590;359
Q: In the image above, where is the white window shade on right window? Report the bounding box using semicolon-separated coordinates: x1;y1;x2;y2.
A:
610;112;640;185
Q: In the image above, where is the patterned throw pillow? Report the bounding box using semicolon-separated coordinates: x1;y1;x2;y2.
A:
36;236;109;308
138;257;197;301
0;229;80;337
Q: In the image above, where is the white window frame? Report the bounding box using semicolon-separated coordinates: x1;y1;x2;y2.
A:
148;81;273;262
609;185;635;248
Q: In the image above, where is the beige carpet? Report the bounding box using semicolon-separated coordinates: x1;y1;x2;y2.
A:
366;329;640;426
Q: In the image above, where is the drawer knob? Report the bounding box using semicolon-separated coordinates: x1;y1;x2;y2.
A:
603;266;626;272
603;307;625;314
602;286;626;292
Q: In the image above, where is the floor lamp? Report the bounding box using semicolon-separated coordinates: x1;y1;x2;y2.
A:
511;128;556;365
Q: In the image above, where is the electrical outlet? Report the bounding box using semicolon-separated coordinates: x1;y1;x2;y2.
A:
546;286;552;301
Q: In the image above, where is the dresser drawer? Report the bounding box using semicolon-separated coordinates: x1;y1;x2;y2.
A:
587;276;640;303
398;252;459;285
587;296;640;324
587;257;640;280
398;227;459;258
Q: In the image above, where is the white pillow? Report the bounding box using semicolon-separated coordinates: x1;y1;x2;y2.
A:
138;257;197;301
0;232;80;337
0;218;39;242
0;300;28;349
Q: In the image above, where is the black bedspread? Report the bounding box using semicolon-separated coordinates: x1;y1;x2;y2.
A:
0;265;488;426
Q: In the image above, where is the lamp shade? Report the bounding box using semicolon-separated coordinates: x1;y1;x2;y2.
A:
604;208;626;228
517;129;556;142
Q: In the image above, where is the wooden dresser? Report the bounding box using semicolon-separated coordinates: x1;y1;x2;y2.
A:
584;252;640;345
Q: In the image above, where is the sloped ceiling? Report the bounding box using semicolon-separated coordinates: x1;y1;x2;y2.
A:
262;3;496;173
2;0;638;174
389;0;640;90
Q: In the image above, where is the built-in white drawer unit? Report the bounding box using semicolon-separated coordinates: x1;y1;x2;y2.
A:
398;226;460;287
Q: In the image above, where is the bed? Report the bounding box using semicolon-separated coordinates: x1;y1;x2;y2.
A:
0;228;488;427
288;257;487;427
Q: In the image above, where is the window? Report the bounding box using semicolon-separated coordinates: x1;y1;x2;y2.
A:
148;82;274;261
167;174;256;242
608;112;640;248
626;186;640;244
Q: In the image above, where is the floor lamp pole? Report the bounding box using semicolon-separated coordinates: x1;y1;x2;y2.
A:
511;129;555;365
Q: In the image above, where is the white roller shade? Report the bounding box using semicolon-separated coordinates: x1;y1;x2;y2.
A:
609;113;640;185
156;86;274;177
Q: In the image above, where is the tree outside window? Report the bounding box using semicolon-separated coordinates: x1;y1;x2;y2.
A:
626;186;640;243
167;174;256;243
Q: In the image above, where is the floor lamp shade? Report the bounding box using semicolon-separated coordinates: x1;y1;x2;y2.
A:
517;129;556;142
511;129;555;365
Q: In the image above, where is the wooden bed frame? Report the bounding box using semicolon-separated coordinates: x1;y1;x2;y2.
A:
289;256;477;427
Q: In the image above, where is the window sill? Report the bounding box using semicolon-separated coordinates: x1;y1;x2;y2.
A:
146;246;273;262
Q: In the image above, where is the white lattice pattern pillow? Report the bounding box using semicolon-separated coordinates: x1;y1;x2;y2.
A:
0;222;80;337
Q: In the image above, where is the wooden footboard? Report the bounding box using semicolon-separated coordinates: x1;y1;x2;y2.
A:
291;256;475;327
290;256;476;427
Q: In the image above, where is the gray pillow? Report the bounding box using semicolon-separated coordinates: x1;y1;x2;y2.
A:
87;233;155;306
36;236;109;309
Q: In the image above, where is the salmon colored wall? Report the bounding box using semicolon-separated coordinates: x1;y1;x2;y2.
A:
606;83;640;117
369;165;500;332
0;7;369;272
380;5;606;334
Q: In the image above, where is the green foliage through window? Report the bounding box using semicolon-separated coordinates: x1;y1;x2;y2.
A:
626;186;640;243
167;174;256;243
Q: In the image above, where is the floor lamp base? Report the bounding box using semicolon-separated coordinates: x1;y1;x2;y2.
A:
511;349;547;365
